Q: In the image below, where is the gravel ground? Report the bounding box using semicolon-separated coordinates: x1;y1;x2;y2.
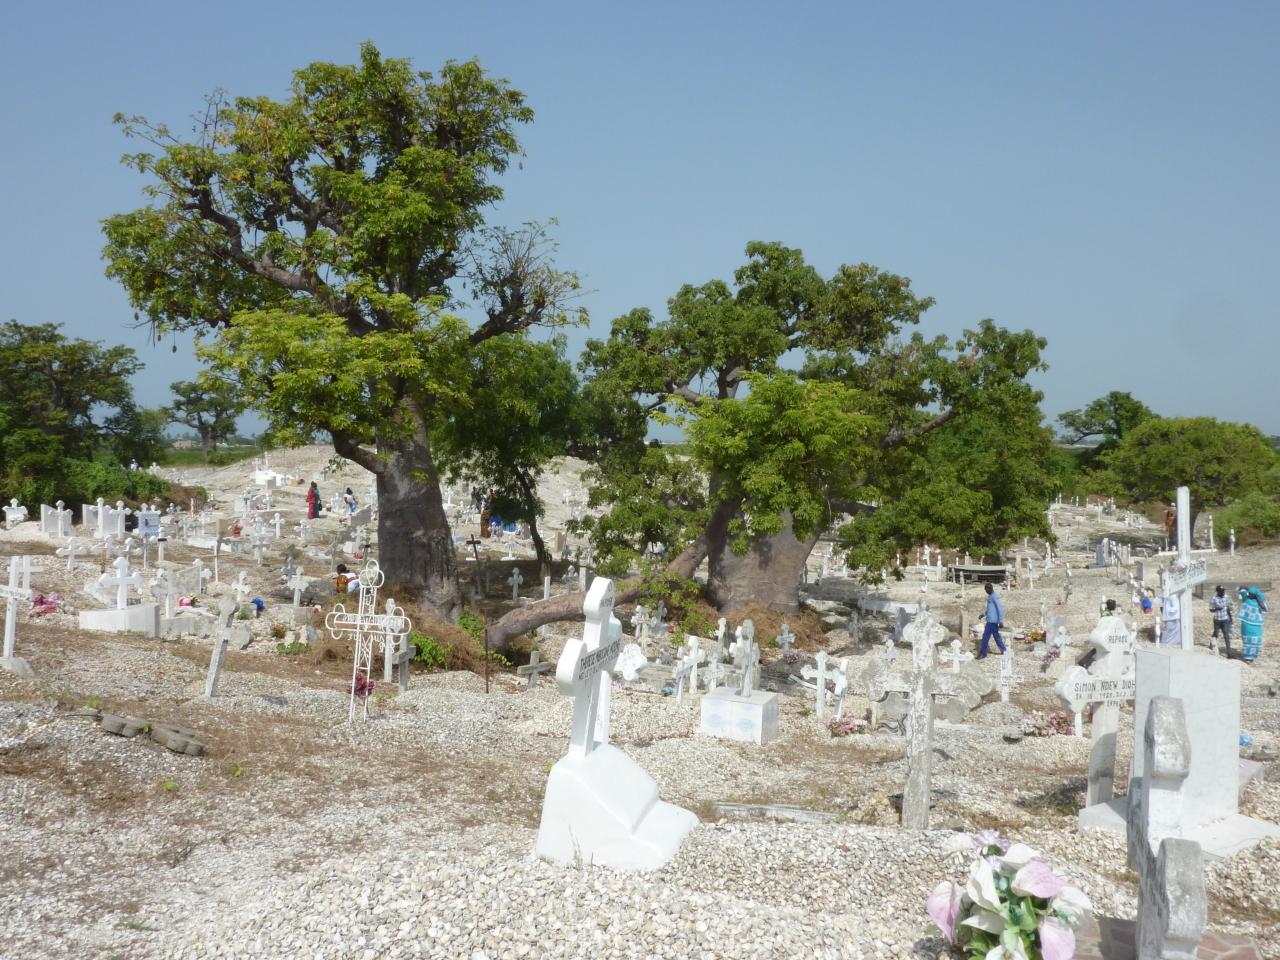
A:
1;450;1278;959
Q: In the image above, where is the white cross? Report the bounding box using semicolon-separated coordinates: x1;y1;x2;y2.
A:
508;567;524;602
1;558;35;658
56;537;82;572
938;638;973;674
324;561;412;722
233;571;251;602
998;648;1025;703
97;555;142;610
4;499;28;529
190;559;211;595
777;623;794;656
272;513;284;539
288;568;308;606
554;577;622;758
701;659;727;692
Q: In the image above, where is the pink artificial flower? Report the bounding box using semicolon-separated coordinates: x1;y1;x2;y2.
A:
1050;885;1093;925
1038;917;1075;960
966;858;1002;913
972;829;1007;852
926;881;963;944
1012;860;1066;899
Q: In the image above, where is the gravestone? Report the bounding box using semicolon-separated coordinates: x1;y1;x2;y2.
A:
701;622;777;743
799;651;848;719
324;560;412;722
3;499;28;529
938;638;973;674
536;577;696;870
0;558;35;676
394;634;413;694
508;567;524;603
1161;486;1206;650
997;648;1025;704
1125;696;1207;958
56;538;83;572
204;593;238;698
1057;615;1137;814
79;555;159;637
517;649;552;689
902;611;948;829
40;501;73;538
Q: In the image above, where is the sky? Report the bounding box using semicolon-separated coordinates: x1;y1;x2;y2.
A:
2;1;1277;434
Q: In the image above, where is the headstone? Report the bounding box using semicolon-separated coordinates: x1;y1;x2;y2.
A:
1;558;34;665
394;634;413;694
776;623;794;656
508;567;524;602
324;561;412;722
1057;615;1137;812
288;568;308;606
3;499;28;530
40;501;73;538
938;638;973;674
902;611;947;829
997;648;1025;704
56;537;82;572
517;649;553;689
205;593;238;698
1163;486;1205;651
99;555;142;610
1125;696;1207;958
535;577;696;870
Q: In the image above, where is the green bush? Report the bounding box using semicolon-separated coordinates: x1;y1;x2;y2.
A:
1214;493;1280;545
410;630;448;670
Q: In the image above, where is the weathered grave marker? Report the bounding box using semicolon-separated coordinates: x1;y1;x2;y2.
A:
204;592;238;698
517;649;553;689
902;611;947;829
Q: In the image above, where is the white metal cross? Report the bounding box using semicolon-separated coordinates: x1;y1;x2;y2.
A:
324;561;412;722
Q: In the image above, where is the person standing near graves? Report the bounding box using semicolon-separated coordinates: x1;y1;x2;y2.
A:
1237;586;1269;663
977;582;1006;658
1209;586;1233;652
306;481;321;519
334;563;360;594
1158;585;1181;646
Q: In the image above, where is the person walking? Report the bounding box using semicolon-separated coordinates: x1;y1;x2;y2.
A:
306;481;321;520
1209;585;1233;654
978;582;1006;658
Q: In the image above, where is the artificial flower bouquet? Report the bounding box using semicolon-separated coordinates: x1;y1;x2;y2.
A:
927;831;1091;959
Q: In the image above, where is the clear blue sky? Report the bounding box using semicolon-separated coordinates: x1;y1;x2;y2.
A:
2;1;1277;433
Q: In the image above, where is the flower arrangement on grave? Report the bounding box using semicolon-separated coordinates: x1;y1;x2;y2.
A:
781;650;800;665
927;831;1091;960
1039;645;1062;673
826;715;868;737
348;671;376;700
268;623;287;640
1025;629;1045;646
30;593;64;617
1019;710;1073;738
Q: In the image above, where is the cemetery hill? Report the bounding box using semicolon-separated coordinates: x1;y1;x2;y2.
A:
3;37;1280;960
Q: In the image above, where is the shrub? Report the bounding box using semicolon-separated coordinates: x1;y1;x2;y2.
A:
410;630;448;670
1214;492;1280;546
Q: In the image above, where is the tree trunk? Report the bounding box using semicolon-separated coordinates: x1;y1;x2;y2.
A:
368;412;461;620
706;510;820;615
485;517;719;649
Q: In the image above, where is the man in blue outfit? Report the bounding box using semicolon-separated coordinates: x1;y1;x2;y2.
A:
978;581;1006;658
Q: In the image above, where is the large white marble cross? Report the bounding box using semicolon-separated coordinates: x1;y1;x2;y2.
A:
902;611;948;829
97;556;141;610
555;577;622;759
1;558;34;659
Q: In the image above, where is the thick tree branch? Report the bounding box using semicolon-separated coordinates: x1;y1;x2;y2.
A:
332;432;384;475
880;408;957;449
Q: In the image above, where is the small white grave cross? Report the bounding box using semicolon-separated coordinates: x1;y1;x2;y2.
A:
97;556;142;610
1;558;35;659
288;568;308;607
776;623;794;656
508;567;524;603
56;537;82;572
939;638;974;674
801;651;849;719
233;571;251;603
205;592;239;698
554;577;622;758
998;648;1025;703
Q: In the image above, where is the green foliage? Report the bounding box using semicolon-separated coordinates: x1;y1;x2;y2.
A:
167;372;246;455
638;573;713;639
457;611;485;646
103;45;586;607
577;242;1051;584
1056;391;1154;447
1104;416;1278;513
1214;492;1280;544
161;780;178;793
409;630;448;670
0;321;171;506
274;641;311;656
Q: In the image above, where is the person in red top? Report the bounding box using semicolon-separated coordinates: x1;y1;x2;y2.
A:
306;481;321;519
